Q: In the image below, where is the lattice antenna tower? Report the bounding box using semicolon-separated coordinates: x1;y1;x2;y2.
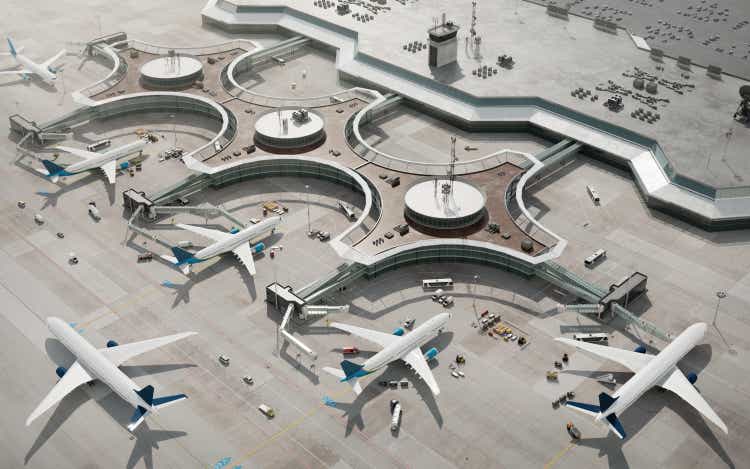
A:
470;1;478;38
441;136;458;205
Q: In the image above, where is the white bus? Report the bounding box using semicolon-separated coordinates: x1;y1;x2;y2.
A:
584;249;607;266
87;139;111;152
422;278;453;290
573;332;609;344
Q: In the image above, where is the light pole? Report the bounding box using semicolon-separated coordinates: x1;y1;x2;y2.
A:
472;274;480;319
305;184;311;234
713;291;727;326
169;113;176;148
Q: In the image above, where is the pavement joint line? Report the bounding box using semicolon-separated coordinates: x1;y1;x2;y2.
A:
237;395;339;464
544;441;577;469
79;284;164;329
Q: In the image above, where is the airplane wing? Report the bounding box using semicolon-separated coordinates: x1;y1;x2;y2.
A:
0;69;32;75
100;160;117;184
555;337;654;372
176;224;232;242
329;322;399;349
26;361;93;426
659;368;728;434
99;332;197;366
42;49;67;68
53;145;99;160
403;348;440;396
231;243;256;276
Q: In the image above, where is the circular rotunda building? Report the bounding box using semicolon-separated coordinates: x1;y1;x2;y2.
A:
139;55;204;90
404;179;487;234
253;108;326;154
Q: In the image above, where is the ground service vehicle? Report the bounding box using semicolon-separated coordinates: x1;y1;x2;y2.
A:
258;404;275;418
573;332;609;344
86;139;111;152
422;278;453;290
584;249;606;266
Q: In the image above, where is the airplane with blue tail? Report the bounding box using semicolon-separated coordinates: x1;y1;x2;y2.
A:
557;322;728;439
162;216;281;276
40;138;149;184
1;37;66;83
26;317;196;432
323;313;450;396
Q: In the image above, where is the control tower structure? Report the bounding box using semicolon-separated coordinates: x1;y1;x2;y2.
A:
428;13;460;68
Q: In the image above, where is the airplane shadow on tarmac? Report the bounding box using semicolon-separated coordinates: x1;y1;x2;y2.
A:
25;338;195;467
324;331;453;436
558;344;734;469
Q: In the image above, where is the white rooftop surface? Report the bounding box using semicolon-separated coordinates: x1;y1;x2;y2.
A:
254;109;324;139
139;56;203;80
229;0;750;188
405;179;485;220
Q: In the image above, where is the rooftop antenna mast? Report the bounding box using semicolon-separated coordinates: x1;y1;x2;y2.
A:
470;1;478;39
441;136;458;205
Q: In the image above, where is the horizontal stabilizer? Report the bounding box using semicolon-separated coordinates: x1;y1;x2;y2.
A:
152;393;188;409
605;413;627;439
128;406;148;432
127;385;188;432
565;400;601;418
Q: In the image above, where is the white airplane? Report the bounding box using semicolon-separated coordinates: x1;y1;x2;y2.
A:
40;138;149;184
0;38;66;83
323;313;450;396
557;322;728;439
163;216;282;276
27;317;196;432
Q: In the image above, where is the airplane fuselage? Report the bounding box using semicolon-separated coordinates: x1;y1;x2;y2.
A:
193;216;281;260
362;312;450;372
15;53;57;82
598;322;706;422
48;317;152;411
65;139;149;174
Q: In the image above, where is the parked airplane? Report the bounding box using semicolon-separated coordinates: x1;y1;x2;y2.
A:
163;216;281;276
323;313;450;396
0;38;66;83
27;317;196;431
557;322;728;439
40;138;149;184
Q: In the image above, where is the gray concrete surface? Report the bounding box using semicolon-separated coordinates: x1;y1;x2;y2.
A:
1;1;749;469
236;46;355;99
360;104;551;166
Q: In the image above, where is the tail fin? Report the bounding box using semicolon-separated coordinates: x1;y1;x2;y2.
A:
128;385;188;432
42;160;67;181
322;366;363;395
171;246;194;264
340;360;366;381
598;392;618;412
7;38;17;57
566;392;626;439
